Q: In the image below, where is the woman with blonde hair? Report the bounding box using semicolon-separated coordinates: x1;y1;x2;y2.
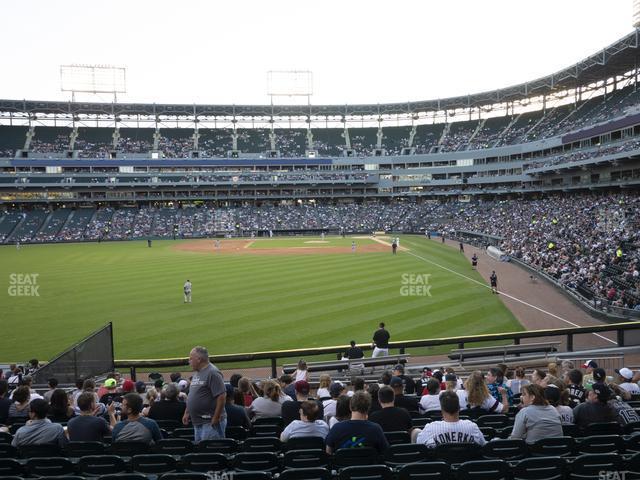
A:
249;380;286;419
457;371;508;413
317;374;332;400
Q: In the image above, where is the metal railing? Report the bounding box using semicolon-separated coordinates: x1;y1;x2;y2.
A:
114;321;640;380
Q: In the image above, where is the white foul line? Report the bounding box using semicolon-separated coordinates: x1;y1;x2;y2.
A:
401;242;617;346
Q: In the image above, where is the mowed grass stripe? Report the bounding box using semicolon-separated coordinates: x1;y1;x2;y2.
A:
0;236;521;360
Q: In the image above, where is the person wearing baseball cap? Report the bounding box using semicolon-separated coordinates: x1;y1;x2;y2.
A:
615;368;640;395
322;382;345;422
573;380;616;431
581;360;598;387
223;384;250;430
392;364;416;395
281;380;324;427
390;376;419;411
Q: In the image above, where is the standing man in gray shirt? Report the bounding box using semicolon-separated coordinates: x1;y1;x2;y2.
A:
182;346;227;442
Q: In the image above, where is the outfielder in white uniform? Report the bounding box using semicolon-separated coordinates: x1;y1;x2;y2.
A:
183;280;192;303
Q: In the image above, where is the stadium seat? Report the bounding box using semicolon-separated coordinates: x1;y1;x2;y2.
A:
252;416;284;427
0;433;12;444
225;426;248;441
154;420;182;434
66;441;106;457
411;418;431;428
232;452;280;472
478;427;496;441
77;455;128;476
153;438;194;455
482;438;528;460
278;467;332;480
196;438;238;454
575;435;625;454
586;422;622;435
331;448;380;469
511;457;566;480
282;449;329;469
476;415;510;429
383;443;431;467
181;453;228;473
0;444;18;458
250;424;283;437
98;474;149;480
627;432;640;453
568;453;624;480
242;436;282;452
433;442;483;463
337;465;394;480
396;461;453;480
456;459;510;480
110;442;150;456
282;437;325;452
159;474;209;480
26;457;76;477
528;437;575;457
562;424;579;437
170;428;194;440
0;458;25;477
624;421;640;435
230;473;273;480
131;454;178;475
625;451;640;479
384;431;411;445
18;444;62;458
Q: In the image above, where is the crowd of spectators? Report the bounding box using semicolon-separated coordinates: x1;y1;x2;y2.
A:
2;357;640;462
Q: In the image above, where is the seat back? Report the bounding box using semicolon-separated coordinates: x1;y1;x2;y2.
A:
434;442;483;463
332;447;380;469
77;455;128;476
576;435;626;454
283;436;325;452
396;461;452;480
384;443;430;467
337;465;394;480
26;457;76;477
283;449;329;469
66;441;106;457
457;459;510;480
482;439;527;460
182;453;228;473
569;453;624;478
131;454;178;474
384;431;411;445
512;457;566;480
154;438;194;455
232;452;280;472
528;437;575;457
196;438;238;454
279;467;331;480
242;436;282;452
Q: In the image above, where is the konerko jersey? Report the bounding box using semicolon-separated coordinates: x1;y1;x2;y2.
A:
416;419;487;447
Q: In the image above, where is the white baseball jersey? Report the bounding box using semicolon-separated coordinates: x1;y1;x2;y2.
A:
416;419;486;447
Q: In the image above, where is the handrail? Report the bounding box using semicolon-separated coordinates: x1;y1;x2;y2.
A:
114;321;640;380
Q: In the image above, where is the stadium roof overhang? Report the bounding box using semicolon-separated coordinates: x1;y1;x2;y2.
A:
1;30;639;119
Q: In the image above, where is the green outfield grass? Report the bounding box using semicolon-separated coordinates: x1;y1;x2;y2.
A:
247;237;376;249
0;235;522;361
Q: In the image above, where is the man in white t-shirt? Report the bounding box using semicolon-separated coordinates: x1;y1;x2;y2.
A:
183;280;192;303
615;368;640;395
414;390;486;447
419;379;442;414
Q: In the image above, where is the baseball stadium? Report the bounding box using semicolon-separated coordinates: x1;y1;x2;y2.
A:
1;1;640;477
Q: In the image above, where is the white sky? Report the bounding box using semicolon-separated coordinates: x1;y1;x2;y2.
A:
0;0;635;106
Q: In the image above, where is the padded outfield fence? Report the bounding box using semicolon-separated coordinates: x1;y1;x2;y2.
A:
114;321;640;380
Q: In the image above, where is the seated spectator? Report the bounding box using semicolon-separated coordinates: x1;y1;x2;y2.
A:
10;376;42;401
582;360;598;387
43;378;59;402
443;373;460;392
0;380;11;425
97;378;116;400
141;389;158;416
325;391;389;454
608;383;640;426
531;369;547;386
393;364;416;395
224;384;250;430
67;392;117;442
487;367;514;405
366;383;382;413
615;368;640;395
112;393;162;444
7;386;31;425
419;367;433;391
544;385;574;424
344;340;364;361
11;399;67;448
70;378;85;408
316;374;332;400
507;367;530;395
564;369;586;408
228;374;242;388
329;395;352;428
249;380;286;420
323;382;345;423
48;389;75;423
457;371;507;413
413;390;486;447
292;359;309;383
280;375;296;400
510;384;562;444
281;380;324;427
369;385;412;432
147;383;186;423
419;379;442;414
238;377;260;407
573;382;616;431
280;400;329;441
391;376;419;412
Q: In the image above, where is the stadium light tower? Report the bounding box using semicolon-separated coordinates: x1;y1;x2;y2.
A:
267;70;315;157
60;64;127;102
